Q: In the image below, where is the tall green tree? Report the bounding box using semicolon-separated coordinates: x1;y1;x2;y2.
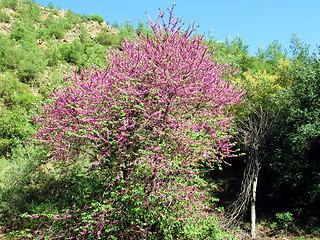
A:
257;40;287;69
270;54;320;220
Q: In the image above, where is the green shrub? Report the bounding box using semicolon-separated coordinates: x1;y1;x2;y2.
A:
87;14;104;23
43;17;66;39
16;43;47;83
10;20;37;42
182;215;235;239
0;10;10;23
36;27;48;39
118;20;136;41
42;13;55;28
47;0;54;9
79;27;92;44
0;108;36;156
48;25;65;39
276;212;294;231
0;0;18;10
59;39;84;64
0;73;39;109
45;40;61;67
0;144;48;229
0;34;22;70
65;9;85;24
17;0;41;22
79;44;108;69
43;14;70;38
37;68;66;95
111;21;119;29
94;30;120;46
60;18;72;31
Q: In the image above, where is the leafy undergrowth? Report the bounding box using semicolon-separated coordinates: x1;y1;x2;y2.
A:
1;203;320;240
223;220;320;240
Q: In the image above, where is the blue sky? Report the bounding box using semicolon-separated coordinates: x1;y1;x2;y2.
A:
35;0;320;55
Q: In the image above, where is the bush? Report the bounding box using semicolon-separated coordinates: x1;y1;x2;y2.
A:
79;44;108;69
17;0;41;22
0;10;10;23
118;20;136;41
10;20;37;42
87;14;104;23
45;39;61;67
0;34;22;70
43;14;72;39
0;0;18;10
16;43;47;83
0;73;39;109
48;25;65;39
276;212;295;232
94;30;120;46
65;9;86;25
0;108;36;156
28;6;243;239
42;18;66;39
59;39;84;64
0;145;48;229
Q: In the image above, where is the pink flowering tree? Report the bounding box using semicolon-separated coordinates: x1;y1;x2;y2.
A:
29;6;243;239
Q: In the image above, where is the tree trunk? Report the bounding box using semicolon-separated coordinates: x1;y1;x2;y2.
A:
251;175;258;238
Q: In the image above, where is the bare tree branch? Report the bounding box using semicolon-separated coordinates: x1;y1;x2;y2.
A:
225;105;279;231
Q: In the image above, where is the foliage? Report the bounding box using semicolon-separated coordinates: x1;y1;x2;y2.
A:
117;20;136;41
0;10;10;22
1;0;319;238
94;30;119;46
80;44;108;69
94;20;138;48
0;108;36;156
257;40;287;67
17;43;48;83
234;69;284;112
59;39;84;64
17;0;41;22
136;19;153;35
45;39;62;67
0;145;48;229
65;9;87;25
290;33;311;62
42;12;78;39
224;37;286;235
276;212;294;230
10;19;37;42
208;35;254;72
87;14;104;23
48;24;65;39
268;54;320;224
0;34;21;70
0;73;39;109
42;14;69;39
28;6;243;239
0;0;18;10
111;21;120;29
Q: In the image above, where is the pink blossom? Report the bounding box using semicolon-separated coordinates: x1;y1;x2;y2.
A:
31;5;243;239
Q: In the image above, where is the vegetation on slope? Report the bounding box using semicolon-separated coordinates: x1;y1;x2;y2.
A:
0;0;319;239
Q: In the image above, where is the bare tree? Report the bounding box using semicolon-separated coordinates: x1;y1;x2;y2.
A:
226;105;278;238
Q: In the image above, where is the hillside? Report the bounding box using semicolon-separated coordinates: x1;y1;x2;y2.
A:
0;3;115;36
0;1;136;236
0;0;119;81
0;0;130;157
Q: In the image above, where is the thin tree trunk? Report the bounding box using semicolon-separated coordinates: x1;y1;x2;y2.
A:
251;175;258;238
